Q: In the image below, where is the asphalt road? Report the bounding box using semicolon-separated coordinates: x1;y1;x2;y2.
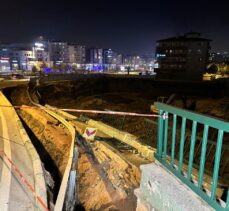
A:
0;92;36;211
0;79;29;89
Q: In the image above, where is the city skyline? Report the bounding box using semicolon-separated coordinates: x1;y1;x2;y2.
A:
0;35;228;57
0;0;229;54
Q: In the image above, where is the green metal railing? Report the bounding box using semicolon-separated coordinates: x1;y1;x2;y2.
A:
154;102;229;211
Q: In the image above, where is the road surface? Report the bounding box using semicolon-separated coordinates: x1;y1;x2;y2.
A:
0;91;36;211
0;79;29;89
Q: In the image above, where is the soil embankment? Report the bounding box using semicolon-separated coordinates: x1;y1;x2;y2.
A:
6;86;145;210
38;78;229;121
4;78;229;210
6;86;72;176
19;107;71;175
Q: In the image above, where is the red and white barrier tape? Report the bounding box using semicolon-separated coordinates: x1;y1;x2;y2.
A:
60;108;168;118
0;150;49;211
0;104;168;119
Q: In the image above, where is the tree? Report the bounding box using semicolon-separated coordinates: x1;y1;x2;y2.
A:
32;66;39;73
40;62;48;69
207;64;218;74
126;66;131;75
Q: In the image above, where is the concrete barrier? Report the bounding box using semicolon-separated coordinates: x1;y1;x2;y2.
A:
135;161;214;211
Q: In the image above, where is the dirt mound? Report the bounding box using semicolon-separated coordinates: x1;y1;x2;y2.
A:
78;141;138;211
78;151;119;210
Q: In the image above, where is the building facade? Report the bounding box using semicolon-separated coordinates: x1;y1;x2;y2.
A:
123;54;143;70
0;44;37;71
0;39;52;71
49;41;69;64
33;37;50;64
11;49;35;71
0;47;11;72
112;53;123;66
155;32;211;80
103;49;113;65
209;52;229;63
86;48;103;64
68;45;75;64
74;45;86;64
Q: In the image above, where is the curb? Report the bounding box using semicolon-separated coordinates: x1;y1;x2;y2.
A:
16;118;48;208
0;91;47;210
9;98;48;209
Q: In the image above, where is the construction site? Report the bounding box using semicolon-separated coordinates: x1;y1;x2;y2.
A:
0;75;229;211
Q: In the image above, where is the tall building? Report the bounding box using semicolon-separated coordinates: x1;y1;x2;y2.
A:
86;48;103;64
49;41;69;64
74;45;86;64
103;49;113;65
141;54;155;71
68;45;75;64
112;52;123;66
123;54;142;69
103;49;113;70
68;44;86;66
155;32;211;80
33;37;50;64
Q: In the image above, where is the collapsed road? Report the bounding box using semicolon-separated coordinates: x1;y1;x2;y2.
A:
2;78;228;210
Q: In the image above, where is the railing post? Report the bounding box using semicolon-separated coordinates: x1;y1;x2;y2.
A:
198;125;209;189
154;102;229;211
170;114;177;167
157;109;164;158
226;188;229;209
178;117;186;173
163;112;169;161
188;121;197;180
211;129;224;200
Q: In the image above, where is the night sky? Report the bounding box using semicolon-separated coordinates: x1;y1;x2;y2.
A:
0;0;228;54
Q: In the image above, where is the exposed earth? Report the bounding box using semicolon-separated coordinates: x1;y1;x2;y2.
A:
3;78;229;210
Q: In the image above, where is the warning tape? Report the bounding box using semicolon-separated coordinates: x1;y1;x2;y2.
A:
0;104;168;119
0;150;49;211
60;108;167;118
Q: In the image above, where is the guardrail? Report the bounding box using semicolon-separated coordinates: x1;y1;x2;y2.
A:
154;102;229;211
